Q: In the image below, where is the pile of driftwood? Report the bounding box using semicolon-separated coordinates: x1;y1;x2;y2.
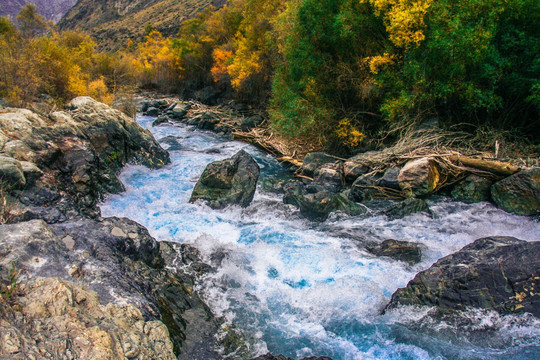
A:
233;127;318;168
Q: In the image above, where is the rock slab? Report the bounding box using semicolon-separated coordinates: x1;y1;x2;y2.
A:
491;168;540;216
387;236;540;317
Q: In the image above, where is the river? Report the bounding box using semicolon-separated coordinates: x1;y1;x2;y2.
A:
100;114;540;360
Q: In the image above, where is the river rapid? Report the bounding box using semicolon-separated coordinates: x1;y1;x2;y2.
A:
101;115;540;360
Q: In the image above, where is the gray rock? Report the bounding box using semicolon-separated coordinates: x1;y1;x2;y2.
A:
190;150;260;209
144;107;160;116
19;161;43;185
378;167;401;190
301;152;338;178
0;97;170;214
342;151;381;184
386;236;540;317
152;115;170;126
168;104;190;120
284;181;366;221
367;239;423;265
313;162;344;193
451;175;492;203
0;155;25;188
349;174;380;203
398;158;440;197
197;112;220;130
384;197;431;219
491;168;540;216
0;218;220;357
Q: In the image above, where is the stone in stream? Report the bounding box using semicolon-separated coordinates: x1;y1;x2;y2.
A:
152;114;170;126
167;103;191;120
398;157;440;197
197;112;220;130
348;167;401;204
366;239;423;265
384;197;431;219
143;106;160;116
386;236;540;317
342;151;381;184
313;162;344;193
301;152;339;178
491;168;540;216
451;174;492;203
190;150;260;209
283;180;366;220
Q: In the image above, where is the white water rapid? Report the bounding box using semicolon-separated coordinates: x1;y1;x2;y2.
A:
100;115;540;360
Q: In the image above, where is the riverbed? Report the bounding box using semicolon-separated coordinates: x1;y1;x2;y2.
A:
101;115;540;360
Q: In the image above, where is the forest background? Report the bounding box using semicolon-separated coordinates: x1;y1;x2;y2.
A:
1;0;538;155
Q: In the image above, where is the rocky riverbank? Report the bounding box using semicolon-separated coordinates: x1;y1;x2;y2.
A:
0;97;252;359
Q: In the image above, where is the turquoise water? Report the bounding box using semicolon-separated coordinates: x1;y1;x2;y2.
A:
101;115;540;360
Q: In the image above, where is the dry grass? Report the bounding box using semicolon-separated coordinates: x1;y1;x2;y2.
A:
114;87;138;118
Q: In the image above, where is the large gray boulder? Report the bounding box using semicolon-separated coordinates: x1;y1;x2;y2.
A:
491;168;540;216
0;218;223;358
190;150;260;209
398;158;440;197
387;236;540;317
0;97;170;214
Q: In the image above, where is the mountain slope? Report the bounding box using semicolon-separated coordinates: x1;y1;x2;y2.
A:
0;0;77;23
58;0;226;51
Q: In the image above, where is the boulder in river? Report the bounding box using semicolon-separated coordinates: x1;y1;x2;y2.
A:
313;162;344;193
451;174;492;203
491;168;540;216
342;151;381;184
190;150;260;209
384;197;431;219
367;239;423;265
283;180;366;220
398;158;440;197
386;236;540;317
301;152;339;178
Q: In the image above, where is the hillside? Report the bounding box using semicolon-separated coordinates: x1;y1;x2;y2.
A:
0;0;77;23
58;0;226;51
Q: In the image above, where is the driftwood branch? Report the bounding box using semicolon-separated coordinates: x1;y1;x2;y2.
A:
448;155;519;176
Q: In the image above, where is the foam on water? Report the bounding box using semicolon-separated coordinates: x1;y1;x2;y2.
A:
100;115;540;360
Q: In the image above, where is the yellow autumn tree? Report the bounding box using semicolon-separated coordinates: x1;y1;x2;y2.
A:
368;0;433;48
211;47;234;84
225;0;286;100
135;30;181;90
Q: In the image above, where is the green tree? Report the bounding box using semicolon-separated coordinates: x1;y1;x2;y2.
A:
270;0;387;143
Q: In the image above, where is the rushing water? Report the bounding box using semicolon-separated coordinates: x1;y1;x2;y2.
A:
101;115;540;360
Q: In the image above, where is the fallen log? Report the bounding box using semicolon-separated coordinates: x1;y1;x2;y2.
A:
448;155;520;176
